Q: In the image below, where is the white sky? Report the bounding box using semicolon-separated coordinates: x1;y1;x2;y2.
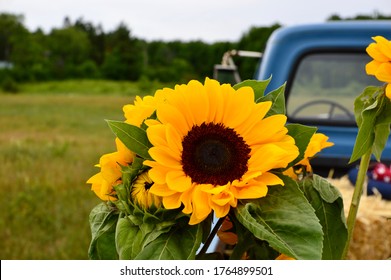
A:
1;0;390;42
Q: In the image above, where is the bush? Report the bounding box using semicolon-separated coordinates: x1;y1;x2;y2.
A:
1;76;19;93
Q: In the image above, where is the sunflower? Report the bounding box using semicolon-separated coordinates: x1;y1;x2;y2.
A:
365;36;391;99
298;133;333;172
144;78;299;224
87;138;133;200
284;133;333;179
131;171;162;209
123;91;168;126
88;92;167;201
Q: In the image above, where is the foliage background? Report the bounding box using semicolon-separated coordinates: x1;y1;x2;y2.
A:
1;12;390;92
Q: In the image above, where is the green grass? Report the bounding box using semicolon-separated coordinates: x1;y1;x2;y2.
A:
16;79;173;96
0;81;150;259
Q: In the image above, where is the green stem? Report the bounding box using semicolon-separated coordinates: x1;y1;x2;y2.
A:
198;217;225;257
342;148;372;259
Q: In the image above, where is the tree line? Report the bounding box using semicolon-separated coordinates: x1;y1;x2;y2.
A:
0;12;390;91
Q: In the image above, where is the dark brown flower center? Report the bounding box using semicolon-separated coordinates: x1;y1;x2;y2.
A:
181;122;251;186
144;182;153;190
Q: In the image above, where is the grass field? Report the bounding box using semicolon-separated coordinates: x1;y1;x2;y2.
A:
0;80;160;259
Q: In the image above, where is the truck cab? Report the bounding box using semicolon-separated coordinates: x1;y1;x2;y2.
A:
216;21;391;174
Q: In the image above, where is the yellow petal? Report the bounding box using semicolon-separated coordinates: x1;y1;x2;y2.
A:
147;124;168;147
214;84;233;123
186;80;210;125
375;63;391;83
204;78;222;121
148;147;182;169
87;172;102;184
223;86;254;128
386;84;391;100
162;193;182;209
373;36;391;60
233;183;268;199
211;191;234;206
213;203;231;218
190;188;212;223
249;143;298;171
149;183;176;196
234;101;272;137
146;165;168;185
366;60;382;76
246;115;288;145
366;41;389;62
166;123;183;155
254;172;284;186
166;170;193;192
157;104;190;136
180;189;194;214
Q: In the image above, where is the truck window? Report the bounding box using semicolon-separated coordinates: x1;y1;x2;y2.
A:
287;53;380;125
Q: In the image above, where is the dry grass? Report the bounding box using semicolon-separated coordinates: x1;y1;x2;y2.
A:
328;176;391;259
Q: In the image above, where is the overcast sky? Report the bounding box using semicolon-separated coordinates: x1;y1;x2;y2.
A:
1;0;390;42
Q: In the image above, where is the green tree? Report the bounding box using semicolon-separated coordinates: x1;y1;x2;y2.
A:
0;13;27;62
74;17;106;67
102;22;145;80
236;24;281;80
10;28;52;81
47;26;91;79
327;11;391;21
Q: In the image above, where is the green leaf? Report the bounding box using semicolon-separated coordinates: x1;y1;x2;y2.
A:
286;123;317;167
115;216;143;259
234;176;323;260
350;86;391;163
233;78;271;102
115;213;180;259
230;215;279;260
299;175;347;260
372;95;391;161
373;123;390;161
353;86;379;127
257;83;286;117
135;223;203;260
88;202;119;260
106;120;152;160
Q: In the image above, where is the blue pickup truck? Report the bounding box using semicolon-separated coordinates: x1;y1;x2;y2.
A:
215;21;391;174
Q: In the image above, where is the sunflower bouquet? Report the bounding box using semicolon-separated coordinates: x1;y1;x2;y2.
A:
86;35;391;260
86;76;353;260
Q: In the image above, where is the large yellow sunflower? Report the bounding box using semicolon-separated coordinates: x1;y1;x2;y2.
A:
144;78;299;224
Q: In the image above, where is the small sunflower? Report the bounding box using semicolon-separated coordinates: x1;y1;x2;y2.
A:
131;172;162;209
144;78;299;224
298;133;334;172
284;133;333;179
88;93;167;201
87;138;133;200
123;91;168;126
365;36;391;99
